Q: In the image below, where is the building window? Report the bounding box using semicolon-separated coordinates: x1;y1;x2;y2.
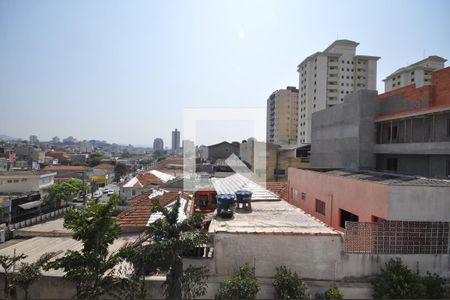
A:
315;199;325;215
447;119;450;136
340;209;359;228
293;189;298;202
388;125;398;141
386;158;398;171
301;192;306;200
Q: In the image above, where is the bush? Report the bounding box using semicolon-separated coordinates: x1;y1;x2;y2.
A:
421;272;449;299
371;258;425;299
315;287;343;299
217;263;259;299
273;266;309;299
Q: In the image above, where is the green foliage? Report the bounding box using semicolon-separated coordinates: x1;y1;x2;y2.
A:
87;153;107;167
217;263;260;299
114;162;127;181
146;197;209;299
273;266;309;300
13;252;57;299
0;253;27;299
48;195;124;299
46;178;89;208
421;271;449;299
180;265;209;300
315;287;343;299
371;258;424;299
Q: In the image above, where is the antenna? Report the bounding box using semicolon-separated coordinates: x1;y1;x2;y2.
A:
423;49;426;58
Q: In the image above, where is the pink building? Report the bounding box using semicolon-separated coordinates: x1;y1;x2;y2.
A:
287;168;450;231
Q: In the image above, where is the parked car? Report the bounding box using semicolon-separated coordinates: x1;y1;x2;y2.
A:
93;191;102;199
107;190;114;196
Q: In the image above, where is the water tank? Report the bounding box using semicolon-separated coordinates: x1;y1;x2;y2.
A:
216;194;234;218
235;190;252;211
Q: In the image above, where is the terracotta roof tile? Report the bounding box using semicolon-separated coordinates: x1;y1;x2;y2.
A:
43;165;91;171
137;173;163;186
266;182;288;200
117;189;190;229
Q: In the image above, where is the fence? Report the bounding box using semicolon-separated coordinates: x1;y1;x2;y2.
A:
7;207;71;232
344;221;450;254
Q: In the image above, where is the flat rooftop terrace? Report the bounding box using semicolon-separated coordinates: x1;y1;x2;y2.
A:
209;199;339;236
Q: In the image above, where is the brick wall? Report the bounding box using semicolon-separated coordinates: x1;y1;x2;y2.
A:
431;66;450;106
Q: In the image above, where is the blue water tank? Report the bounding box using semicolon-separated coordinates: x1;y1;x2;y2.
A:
216;194;234;209
235;190;252;203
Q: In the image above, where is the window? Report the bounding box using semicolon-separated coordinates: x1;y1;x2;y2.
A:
7;180;12;183
13;179;19;183
388;125;398;140
301;192;306;200
315;199;326;215
293;189;298;202
447;119;450;136
386;158;398;171
340;209;359;228
132;190;136;196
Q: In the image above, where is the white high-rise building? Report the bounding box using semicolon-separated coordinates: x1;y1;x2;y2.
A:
297;40;379;144
383;56;446;92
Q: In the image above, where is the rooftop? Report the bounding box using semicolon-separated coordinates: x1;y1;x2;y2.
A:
384;55;447;79
43;165;91;171
209;200;338;236
211;173;279;201
311;169;450;187
0;235;137;276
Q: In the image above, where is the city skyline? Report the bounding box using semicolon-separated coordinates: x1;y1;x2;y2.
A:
1;0;450;145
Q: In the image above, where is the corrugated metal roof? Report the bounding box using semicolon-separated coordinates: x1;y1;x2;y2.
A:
149;170;176;182
211;174;279;201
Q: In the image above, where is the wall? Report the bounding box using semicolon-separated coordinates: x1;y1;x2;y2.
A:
388;185;450;221
287;169;389;230
431;67;450;107
311;90;379;170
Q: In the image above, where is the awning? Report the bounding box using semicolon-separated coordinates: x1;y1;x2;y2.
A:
18;200;43;210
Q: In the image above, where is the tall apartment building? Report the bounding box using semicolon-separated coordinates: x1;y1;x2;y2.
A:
297;40;379;144
266;86;299;145
383;56;446;92
153;138;164;151
29;135;39;145
171;129;181;152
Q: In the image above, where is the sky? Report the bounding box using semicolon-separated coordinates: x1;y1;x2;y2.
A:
1;0;449;146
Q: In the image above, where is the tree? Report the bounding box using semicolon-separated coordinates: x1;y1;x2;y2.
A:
87;153;107;167
0;253;27;299
420;272;449;299
13;252;57;299
145;197;209;299
114;162;127;181
45;178;89;209
371;258;425;299
47;195;124;299
273;266;309;299
315;287;343;299
217;263;260;299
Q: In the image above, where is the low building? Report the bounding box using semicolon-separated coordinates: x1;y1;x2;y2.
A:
42;165;91;182
120;170;175;201
15;144;45;164
0;171;56;196
116;189;188;232
288;168;450;231
207;141;240;163
240;140;310;181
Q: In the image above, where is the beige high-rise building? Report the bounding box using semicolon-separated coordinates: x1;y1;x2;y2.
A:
297;40;380;144
383;56;446;92
266;86;299;146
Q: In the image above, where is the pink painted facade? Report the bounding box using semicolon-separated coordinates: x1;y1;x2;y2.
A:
287;168;389;231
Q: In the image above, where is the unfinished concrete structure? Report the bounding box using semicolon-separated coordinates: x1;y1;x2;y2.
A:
311;66;450;178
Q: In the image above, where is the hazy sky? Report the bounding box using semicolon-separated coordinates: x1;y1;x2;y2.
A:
1;0;449;146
